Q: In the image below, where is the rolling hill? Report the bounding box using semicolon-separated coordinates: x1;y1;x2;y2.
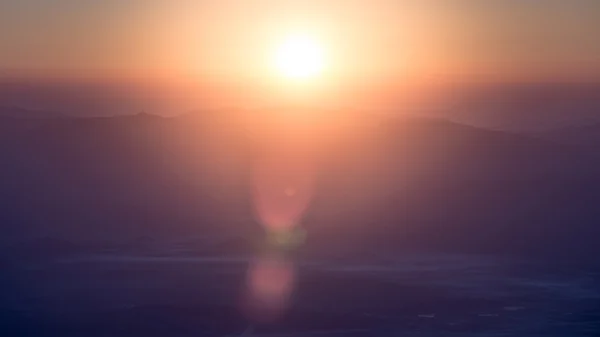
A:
1;110;599;258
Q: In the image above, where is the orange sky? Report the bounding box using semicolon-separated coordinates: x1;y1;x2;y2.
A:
1;0;599;84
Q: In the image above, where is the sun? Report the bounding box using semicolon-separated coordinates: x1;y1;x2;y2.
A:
273;34;326;81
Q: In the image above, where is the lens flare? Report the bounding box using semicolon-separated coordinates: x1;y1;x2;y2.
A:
241;253;295;323
252;154;316;232
244;106;322;325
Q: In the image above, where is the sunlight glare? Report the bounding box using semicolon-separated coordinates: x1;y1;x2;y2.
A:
273;34;326;81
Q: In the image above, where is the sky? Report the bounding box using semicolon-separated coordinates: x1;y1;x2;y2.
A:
1;0;599;84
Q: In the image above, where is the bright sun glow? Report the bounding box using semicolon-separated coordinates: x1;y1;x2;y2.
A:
273;34;326;81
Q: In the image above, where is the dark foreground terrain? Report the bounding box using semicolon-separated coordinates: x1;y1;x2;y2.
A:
1;244;599;336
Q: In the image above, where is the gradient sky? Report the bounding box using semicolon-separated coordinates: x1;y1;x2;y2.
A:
1;0;599;83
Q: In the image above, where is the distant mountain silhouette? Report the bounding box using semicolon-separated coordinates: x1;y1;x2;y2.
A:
0;111;599;258
419;83;600;132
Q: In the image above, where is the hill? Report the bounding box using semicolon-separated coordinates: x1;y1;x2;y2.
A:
535;122;600;149
0;110;598;258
